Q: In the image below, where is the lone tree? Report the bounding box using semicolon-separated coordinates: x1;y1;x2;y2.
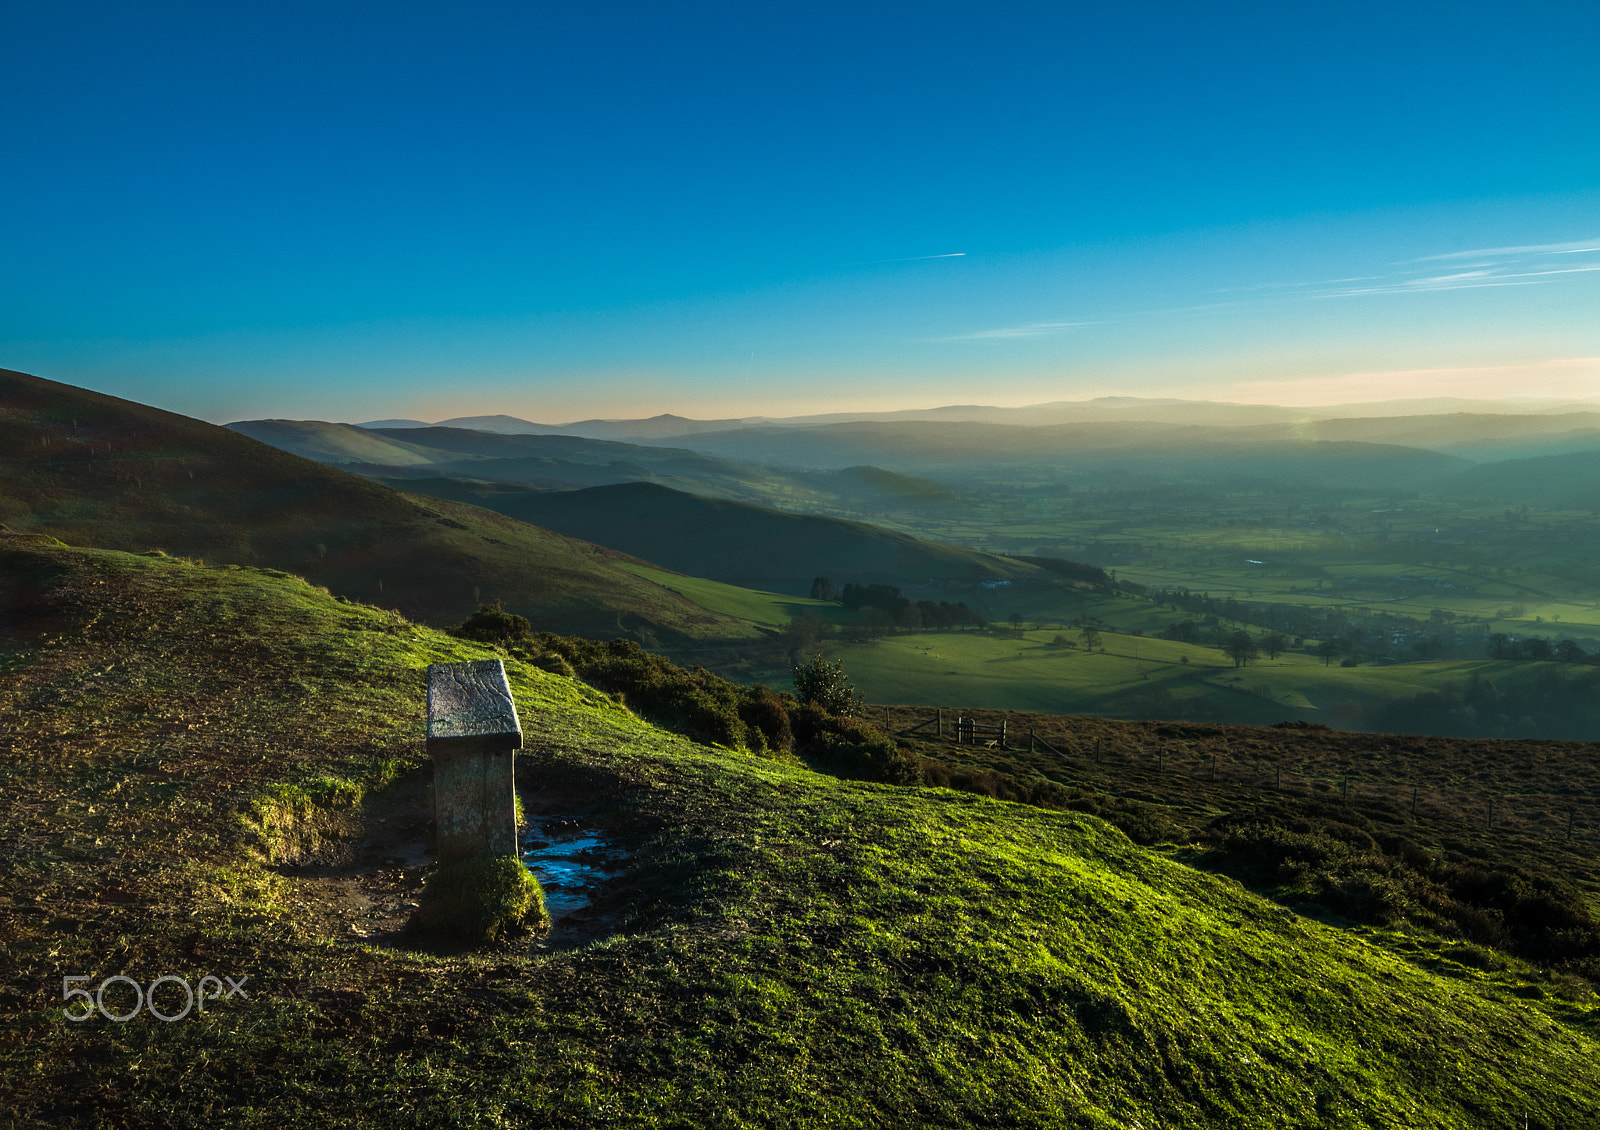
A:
1079;624;1103;652
1317;637;1345;667
1262;632;1287;660
791;651;865;717
1225;630;1259;668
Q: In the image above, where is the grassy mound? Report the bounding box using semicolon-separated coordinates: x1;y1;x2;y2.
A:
407;854;547;940
2;533;1598;1127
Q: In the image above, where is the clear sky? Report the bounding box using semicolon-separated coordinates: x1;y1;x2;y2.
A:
3;1;1597;424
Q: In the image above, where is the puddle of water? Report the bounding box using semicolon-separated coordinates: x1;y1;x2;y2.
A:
522;831;618;920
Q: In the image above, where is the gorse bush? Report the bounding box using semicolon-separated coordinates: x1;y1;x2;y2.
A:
453;600;533;643
791;651;865;716
532;636;783;754
790;703;918;784
1201;803;1600;976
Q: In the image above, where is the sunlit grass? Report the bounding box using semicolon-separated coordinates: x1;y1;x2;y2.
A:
6;535;1599;1125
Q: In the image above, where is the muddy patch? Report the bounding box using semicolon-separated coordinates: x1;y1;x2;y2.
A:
275;768;635;950
273;769;435;943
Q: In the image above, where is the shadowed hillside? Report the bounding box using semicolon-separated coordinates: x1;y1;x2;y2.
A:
1431;449;1600;509
0;369;755;643
384;478;1051;592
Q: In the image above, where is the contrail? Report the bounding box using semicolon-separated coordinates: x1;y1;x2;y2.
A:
870;252;967;263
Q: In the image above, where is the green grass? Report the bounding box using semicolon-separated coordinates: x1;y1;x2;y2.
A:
617;562;847;627
4;533;1599;1126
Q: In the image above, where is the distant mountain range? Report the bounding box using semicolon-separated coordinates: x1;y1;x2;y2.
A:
240;400;1600;500
349;395;1600;445
225;419;963;509
356;412;750;440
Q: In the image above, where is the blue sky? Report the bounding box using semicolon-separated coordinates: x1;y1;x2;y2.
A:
3;1;1597;423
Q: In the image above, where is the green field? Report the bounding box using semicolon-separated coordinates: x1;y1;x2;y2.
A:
808;475;1600;646
617;562;848;627
807;628;1589;733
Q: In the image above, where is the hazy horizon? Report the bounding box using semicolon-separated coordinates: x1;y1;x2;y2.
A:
327;387;1600;433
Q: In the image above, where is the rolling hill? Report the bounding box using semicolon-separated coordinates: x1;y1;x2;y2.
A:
1430;448;1600;509
383;478;1051;593
3;535;1595;1126
232;418;964;511
0;368;756;643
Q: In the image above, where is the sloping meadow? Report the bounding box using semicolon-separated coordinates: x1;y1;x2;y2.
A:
1;534;1596;1127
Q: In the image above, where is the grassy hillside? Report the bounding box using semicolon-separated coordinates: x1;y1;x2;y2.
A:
616;562;848;627
813;464;958;501
0;368;755;643
3;534;1598;1127
389;479;1050;593
224;419;466;466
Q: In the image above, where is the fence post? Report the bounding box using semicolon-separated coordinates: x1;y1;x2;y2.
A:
937;708;943;739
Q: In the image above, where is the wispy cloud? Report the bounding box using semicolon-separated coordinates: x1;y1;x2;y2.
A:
1215;236;1600;302
925;321;1097;343
1411;237;1600;262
